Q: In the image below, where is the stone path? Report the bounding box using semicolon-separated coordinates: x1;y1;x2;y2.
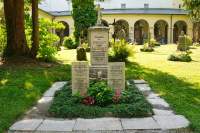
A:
8;80;192;133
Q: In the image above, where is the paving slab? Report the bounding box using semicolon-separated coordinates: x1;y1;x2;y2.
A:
121;117;161;130
43;81;67;97
147;92;160;99
36;119;76;132
153;109;174;116
135;84;151;96
74;118;123;131
9;119;43;132
153;115;190;130
37;97;53;113
147;98;170;110
133;79;147;84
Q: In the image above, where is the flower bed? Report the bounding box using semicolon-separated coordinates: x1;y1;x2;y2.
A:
49;81;153;118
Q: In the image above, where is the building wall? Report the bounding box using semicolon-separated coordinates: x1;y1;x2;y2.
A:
52;14;193;44
39;0;183;12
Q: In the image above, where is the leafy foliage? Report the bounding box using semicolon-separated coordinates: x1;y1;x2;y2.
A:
72;0;97;44
49;82;153;118
108;39;134;62
76;47;87;61
168;52;192;62
0;21;6;56
63;36;78;49
183;0;200;22
88;81;114;106
177;35;192;51
140;43;154;52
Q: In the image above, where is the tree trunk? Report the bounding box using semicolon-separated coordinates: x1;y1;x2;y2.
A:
3;0;29;58
30;0;39;58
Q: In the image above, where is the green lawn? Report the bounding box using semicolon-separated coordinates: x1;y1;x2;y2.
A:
0;44;200;132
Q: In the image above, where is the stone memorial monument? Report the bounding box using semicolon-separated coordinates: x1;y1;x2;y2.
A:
72;61;89;96
88;4;110;79
108;62;125;91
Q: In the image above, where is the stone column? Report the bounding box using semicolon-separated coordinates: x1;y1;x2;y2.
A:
188;27;193;39
129;26;134;42
109;25;114;40
168;27;171;44
150;27;154;39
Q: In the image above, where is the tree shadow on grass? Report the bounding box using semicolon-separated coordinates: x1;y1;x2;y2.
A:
126;62;200;133
0;62;71;133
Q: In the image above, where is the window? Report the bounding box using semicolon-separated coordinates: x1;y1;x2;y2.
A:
121;3;126;9
144;3;149;8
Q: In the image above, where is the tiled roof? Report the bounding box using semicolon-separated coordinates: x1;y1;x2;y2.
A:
47;8;188;16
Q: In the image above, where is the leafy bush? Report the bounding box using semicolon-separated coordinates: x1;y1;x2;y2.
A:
0;22;6;56
149;38;161;47
88;81;114;107
63;36;78;49
177;35;192;51
108;39;134;62
38;18;61;62
194;42;200;47
76;47;87;61
82;43;90;52
140;43;154;52
168;52;192;62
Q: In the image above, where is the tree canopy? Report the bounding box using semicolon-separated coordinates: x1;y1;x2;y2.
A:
183;0;200;22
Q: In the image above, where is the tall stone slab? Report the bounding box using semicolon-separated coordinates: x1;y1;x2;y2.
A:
108;62;125;90
88;26;110;79
72;61;89;96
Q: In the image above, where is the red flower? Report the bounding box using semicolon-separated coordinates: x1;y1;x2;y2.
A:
112;89;121;103
82;96;95;105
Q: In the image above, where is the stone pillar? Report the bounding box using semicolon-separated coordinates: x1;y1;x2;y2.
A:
72;61;89;96
150;27;154;39
129;26;134;42
168;28;171;44
109;25;114;40
188;27;193;39
169;27;173;44
88;26;110;79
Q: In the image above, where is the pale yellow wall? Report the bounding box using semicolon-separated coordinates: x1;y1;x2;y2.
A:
39;10;53;20
54;16;74;35
39;12;193;44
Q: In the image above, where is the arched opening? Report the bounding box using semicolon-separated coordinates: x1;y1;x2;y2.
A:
154;20;168;44
173;21;187;43
193;22;200;43
101;19;109;27
56;21;70;45
114;19;129;40
134;19;149;44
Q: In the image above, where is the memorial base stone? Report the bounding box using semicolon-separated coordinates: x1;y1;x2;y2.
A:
89;66;108;79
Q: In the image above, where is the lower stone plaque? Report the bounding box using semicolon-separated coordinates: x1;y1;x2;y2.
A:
72;61;89;96
108;62;125;91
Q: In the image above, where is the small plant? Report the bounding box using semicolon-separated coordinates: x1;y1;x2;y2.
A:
112;89;121;104
82;96;95;105
76;47;87;61
88;81;114;107
108;39;134;62
64;36;78;49
168;52;192;62
140;43;154;52
177;35;192;51
82;42;90;52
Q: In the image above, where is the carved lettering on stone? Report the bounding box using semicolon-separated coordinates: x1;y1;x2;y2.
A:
72;61;89;96
108;62;125;90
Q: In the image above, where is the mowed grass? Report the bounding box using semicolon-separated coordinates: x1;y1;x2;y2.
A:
0;44;200;132
0;63;71;133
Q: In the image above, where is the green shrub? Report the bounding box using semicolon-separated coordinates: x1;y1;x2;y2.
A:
194;42;200;47
108;39;134;62
168;52;192;62
82;43;90;52
88;81;114;107
140;43;154;52
38;18;61;62
0;22;6;56
64;36;78;49
150;38;161;47
76;47;87;61
49;82;153;118
177;35;192;51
